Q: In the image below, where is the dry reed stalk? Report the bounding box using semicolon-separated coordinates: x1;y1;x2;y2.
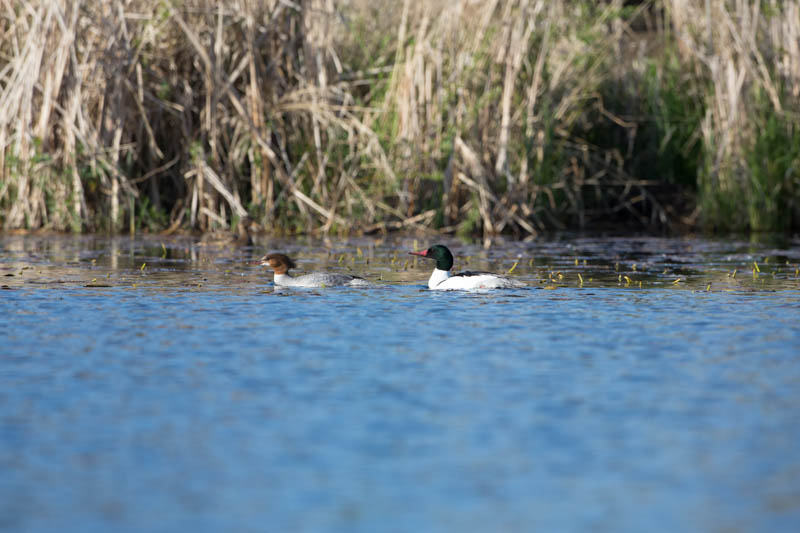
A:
667;0;799;228
380;0;648;235
495;0;536;177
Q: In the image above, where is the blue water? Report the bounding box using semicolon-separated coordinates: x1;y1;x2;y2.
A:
2;236;800;531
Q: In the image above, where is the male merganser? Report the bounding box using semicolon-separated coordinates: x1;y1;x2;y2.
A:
260;253;369;287
410;244;524;290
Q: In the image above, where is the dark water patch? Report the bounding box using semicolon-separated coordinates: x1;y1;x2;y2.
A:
2;233;800;293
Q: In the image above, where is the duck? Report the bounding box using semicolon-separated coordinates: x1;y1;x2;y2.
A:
410;244;524;290
259;253;369;288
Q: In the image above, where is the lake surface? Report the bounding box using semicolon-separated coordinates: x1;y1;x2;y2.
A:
2;233;800;532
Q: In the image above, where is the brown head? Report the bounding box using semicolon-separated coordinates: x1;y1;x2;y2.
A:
260;253;296;275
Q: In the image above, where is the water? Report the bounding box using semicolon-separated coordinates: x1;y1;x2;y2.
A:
2;234;800;532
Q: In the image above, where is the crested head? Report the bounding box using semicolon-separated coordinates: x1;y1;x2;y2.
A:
410;244;454;271
261;253;296;275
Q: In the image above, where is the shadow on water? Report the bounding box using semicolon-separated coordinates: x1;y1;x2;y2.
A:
1;233;800;532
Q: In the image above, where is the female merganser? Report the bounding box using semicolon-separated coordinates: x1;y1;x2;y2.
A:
410;244;524;290
260;253;369;287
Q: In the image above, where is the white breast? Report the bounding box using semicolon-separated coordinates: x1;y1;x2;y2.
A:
428;269;523;290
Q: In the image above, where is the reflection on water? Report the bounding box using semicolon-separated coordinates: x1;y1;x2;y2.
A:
2;233;800;292
1;234;800;531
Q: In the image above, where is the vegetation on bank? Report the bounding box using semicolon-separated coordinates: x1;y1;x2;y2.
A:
0;0;798;236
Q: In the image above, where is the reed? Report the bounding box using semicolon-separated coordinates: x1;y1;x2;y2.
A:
666;0;800;231
0;0;798;235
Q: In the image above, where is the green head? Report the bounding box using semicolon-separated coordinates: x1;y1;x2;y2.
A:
409;244;454;271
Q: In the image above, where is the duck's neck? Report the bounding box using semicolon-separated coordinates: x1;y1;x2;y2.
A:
428;268;451;289
273;272;294;286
